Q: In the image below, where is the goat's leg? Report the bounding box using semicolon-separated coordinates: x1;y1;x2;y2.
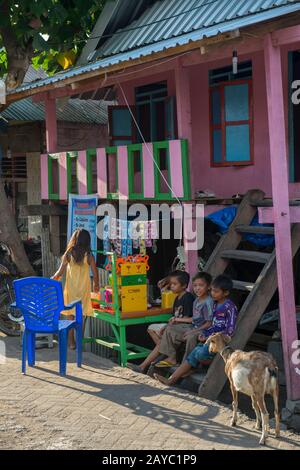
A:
251;395;262;430
256;395;269;445
272;383;280;438
230;382;238;427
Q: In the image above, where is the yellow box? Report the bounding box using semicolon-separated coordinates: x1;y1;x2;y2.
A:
120;262;147;276
161;290;177;309
121;285;147;312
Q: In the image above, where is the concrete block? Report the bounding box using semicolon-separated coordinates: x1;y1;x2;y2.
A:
286;399;300;414
269;418;287;431
281;407;292;423
289;414;300;433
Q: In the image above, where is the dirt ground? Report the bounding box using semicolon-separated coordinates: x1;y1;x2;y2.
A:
0;333;300;450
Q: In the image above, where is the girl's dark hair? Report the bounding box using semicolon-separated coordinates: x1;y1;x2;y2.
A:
212;274;233;292
192;271;212;285
169;270;190;288
65;229;91;264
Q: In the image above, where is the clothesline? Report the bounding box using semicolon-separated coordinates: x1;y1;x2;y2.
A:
103;216;160;257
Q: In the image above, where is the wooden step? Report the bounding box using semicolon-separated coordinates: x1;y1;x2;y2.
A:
204;189;265;277
235;225;274;235
165;367;206;394
179;371;207;393
252;199;300;207
199;224;300;401
232;280;255;292
221;250;271;263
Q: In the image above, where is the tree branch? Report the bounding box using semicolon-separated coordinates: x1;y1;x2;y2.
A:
0;0;34;90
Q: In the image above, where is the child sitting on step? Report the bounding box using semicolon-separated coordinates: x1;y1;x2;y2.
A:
129;270;195;374
154;274;238;386
155;272;214;367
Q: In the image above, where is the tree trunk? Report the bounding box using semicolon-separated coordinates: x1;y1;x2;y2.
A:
0;182;34;276
0;0;34;91
4;48;33;92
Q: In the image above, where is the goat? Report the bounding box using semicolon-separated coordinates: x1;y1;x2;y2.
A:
206;332;280;445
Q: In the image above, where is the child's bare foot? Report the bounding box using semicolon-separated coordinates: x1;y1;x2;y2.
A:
154;373;172;385
182;368;196;378
69;342;76;350
128;363;146;374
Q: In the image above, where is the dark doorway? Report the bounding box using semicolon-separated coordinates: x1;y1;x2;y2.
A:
289;51;300;182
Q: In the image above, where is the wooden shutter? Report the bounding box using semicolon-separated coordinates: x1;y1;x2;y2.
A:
108;105;136;146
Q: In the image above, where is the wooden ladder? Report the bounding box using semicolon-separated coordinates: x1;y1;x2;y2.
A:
198;189;300;400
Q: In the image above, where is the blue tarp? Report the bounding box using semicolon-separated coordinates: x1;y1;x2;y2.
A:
206;206;275;247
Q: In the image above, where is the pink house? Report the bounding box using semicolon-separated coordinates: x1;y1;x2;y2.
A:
8;0;300;411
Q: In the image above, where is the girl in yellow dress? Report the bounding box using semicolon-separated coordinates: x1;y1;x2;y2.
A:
52;229;99;348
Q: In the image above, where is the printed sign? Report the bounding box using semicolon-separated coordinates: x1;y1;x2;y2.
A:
67;194;98;253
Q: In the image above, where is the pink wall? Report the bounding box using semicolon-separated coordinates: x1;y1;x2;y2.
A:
116;53;275;199
189;51;273;199
116;48;300;200
117;70;176;106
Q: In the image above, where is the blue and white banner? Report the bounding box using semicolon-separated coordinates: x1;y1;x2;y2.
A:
67;194;98;254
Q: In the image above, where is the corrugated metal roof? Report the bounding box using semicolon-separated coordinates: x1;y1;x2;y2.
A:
95;0;300;58
91;0;158;54
10;0;300;95
2;97;110;124
23;65;48;83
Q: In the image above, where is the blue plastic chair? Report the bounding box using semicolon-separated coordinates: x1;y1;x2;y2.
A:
12;277;83;376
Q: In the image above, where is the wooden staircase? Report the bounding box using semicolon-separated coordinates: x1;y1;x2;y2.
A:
197;189;300;400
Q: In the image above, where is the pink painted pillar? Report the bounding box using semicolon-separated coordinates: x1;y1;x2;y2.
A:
59;152;67;200
264;34;300;400
77;150;87;195
40;153;49;200
96;147;107;198
175;58;197;276
45;98;57;153
142;143;155;198
169;140;184;198
117;146;129;199
175;58;192;184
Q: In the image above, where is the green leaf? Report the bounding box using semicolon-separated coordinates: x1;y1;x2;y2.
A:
32;33;50;52
1;0;106;77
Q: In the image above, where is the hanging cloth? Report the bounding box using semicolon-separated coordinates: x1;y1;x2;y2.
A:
121;220;128;257
139;222;146;255
127;221;133;255
103;215;111;253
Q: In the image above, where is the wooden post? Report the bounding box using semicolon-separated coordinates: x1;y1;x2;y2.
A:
96;147;108;199
175;58;193;182
142;143;155;198
169;140;184;198
45;98;57;153
264;34;300;400
59;152;68;200
117;145;129;199
175;59;197;276
26;152;42;238
77;150;87;195
45;97;60;255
